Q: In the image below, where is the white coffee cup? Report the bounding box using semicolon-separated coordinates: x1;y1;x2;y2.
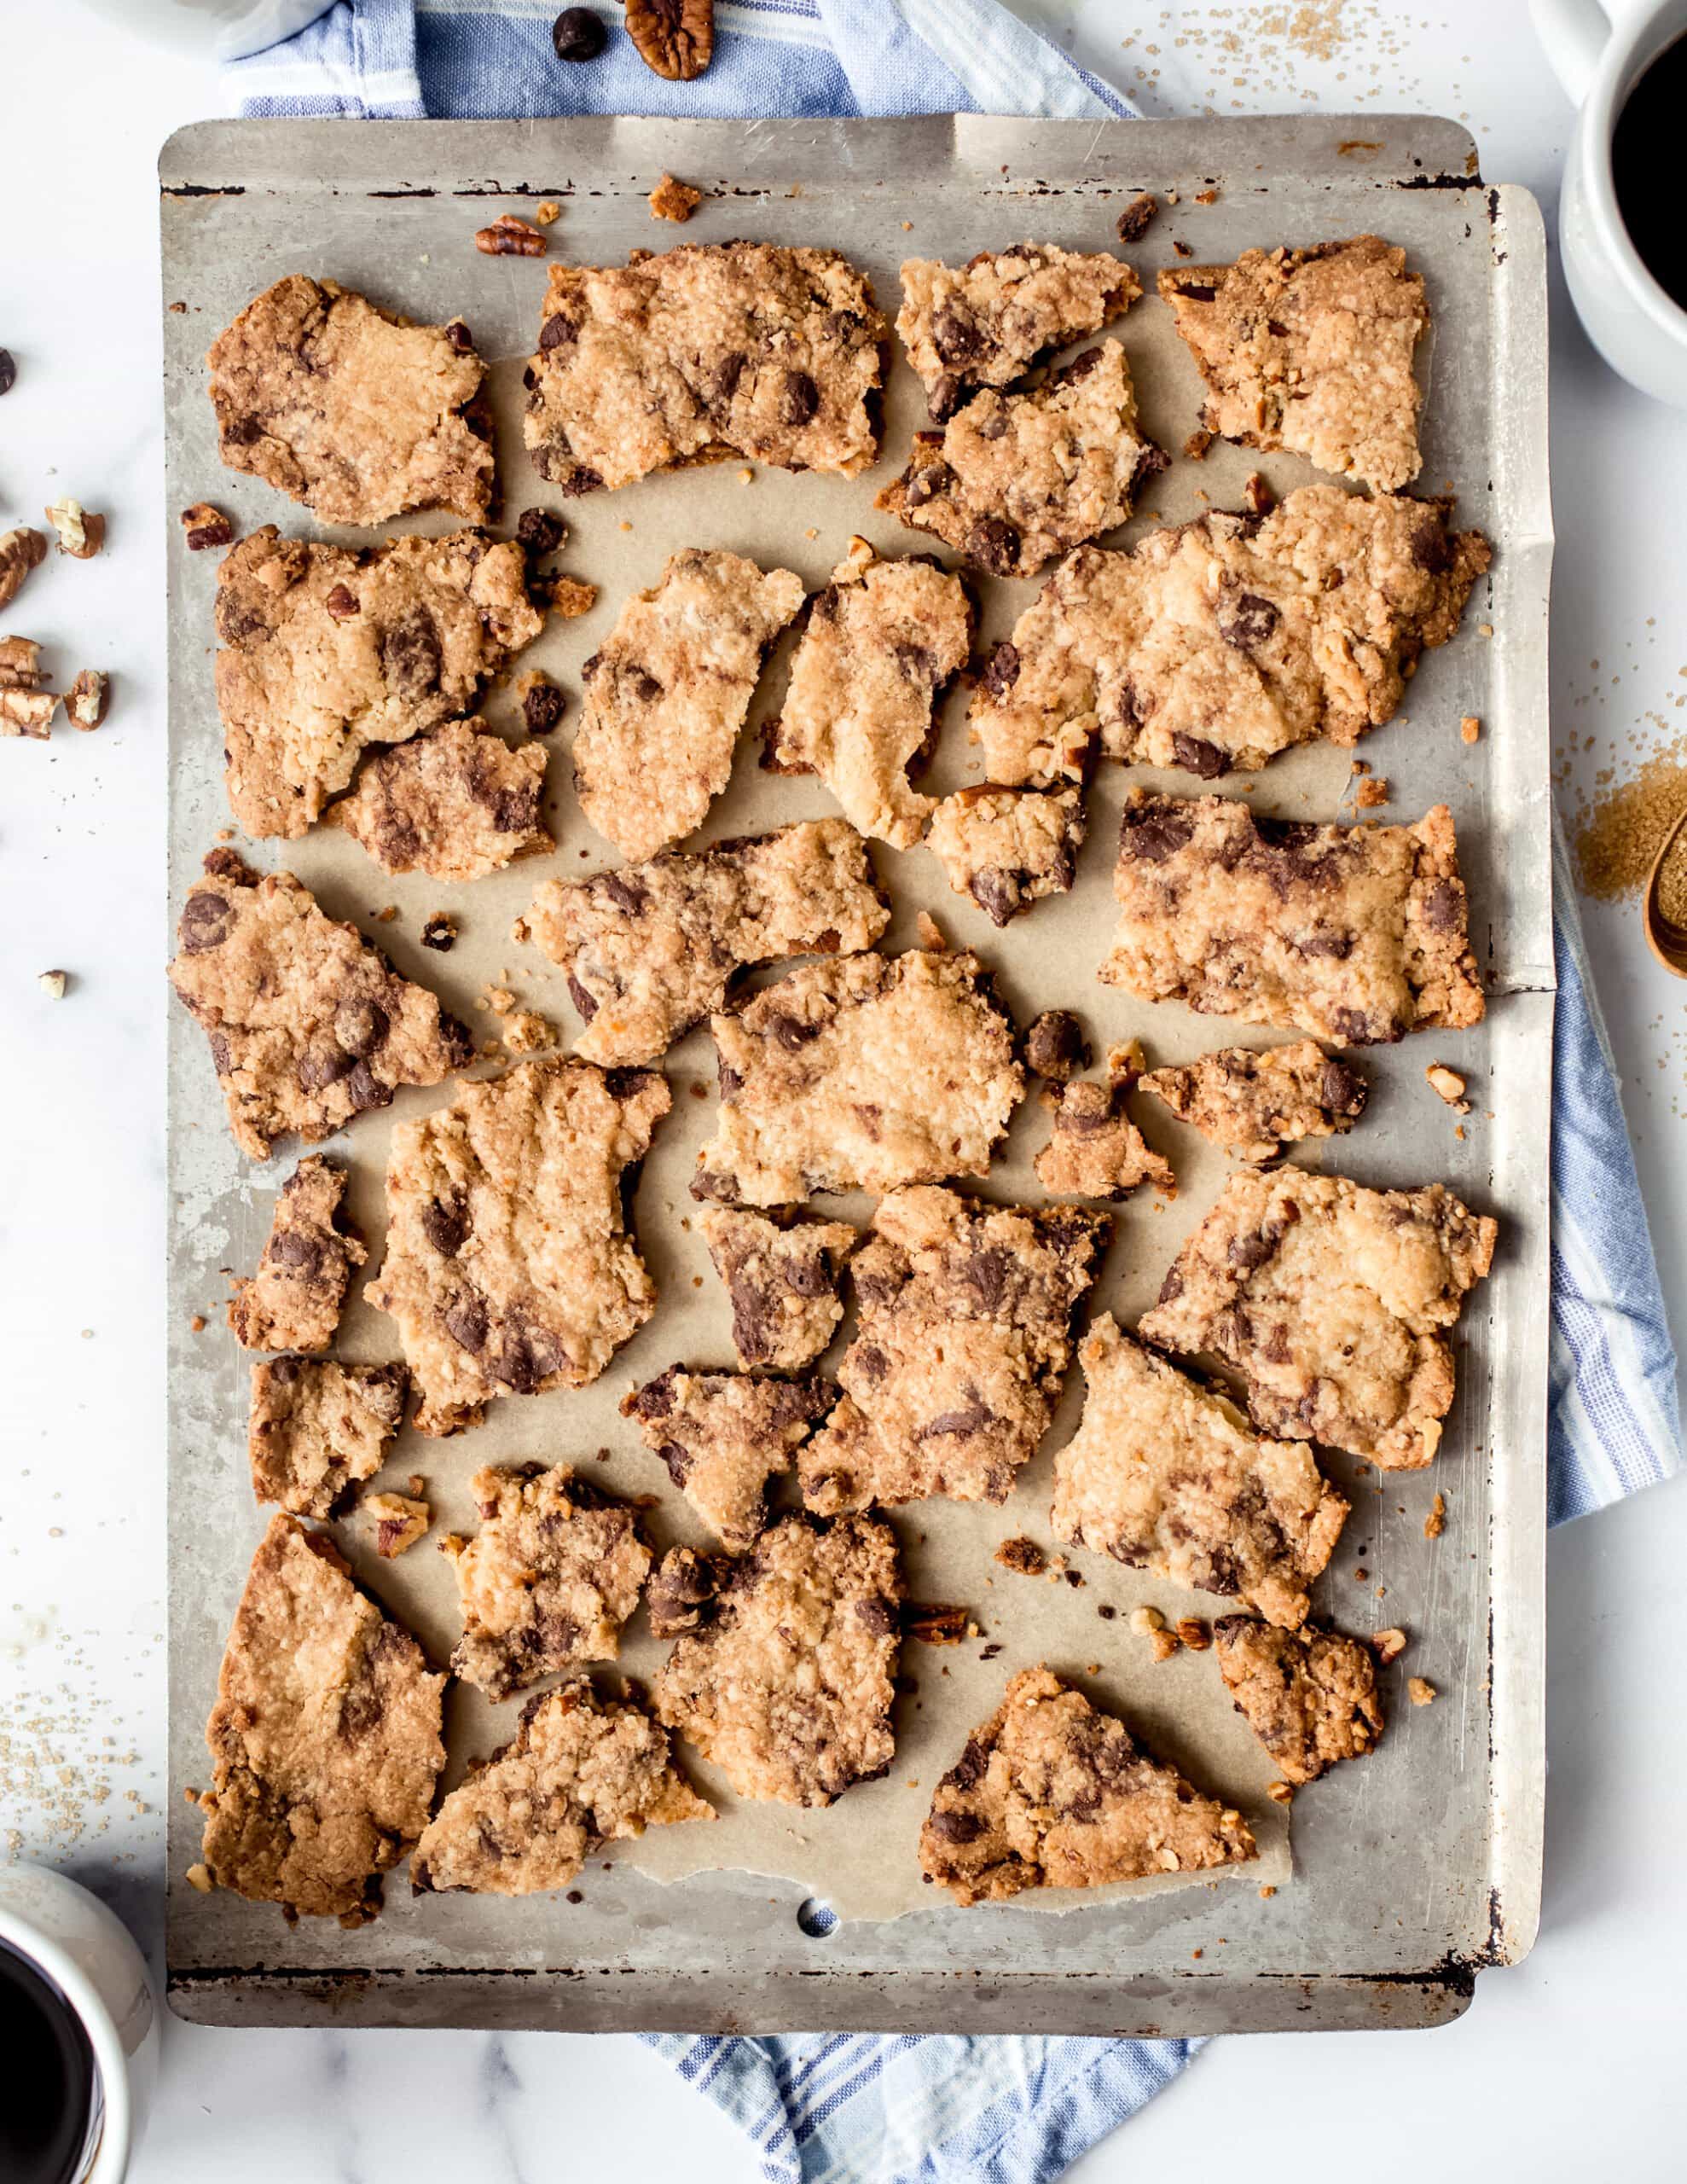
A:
1532;0;1687;405
73;0;333;61
0;1864;158;2184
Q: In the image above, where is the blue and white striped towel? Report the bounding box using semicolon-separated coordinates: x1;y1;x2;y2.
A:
232;5;1683;2178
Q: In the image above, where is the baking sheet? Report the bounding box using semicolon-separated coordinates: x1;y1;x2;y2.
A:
162;113;1550;2030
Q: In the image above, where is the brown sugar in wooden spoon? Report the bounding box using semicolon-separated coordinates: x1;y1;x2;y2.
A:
1643;804;1687;977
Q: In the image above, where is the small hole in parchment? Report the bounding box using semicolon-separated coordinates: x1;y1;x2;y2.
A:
796;1897;838;1938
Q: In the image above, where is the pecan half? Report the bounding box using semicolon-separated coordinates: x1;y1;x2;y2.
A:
625;0;714;81
475;213;547;257
0;526;47;608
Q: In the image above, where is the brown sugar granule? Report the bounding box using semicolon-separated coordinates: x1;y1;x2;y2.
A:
1572;739;1687;901
1424;1492;1446;1540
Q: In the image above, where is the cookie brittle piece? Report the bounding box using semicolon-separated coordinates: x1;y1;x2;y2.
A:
1102;793;1485;1045
1050;1315;1348;1627
206;275;493;526
878;342;1165;578
652;1513;902;1805
798;1186;1107;1513
1213;1615;1385;1784
572;548;804;863
765;541;972;851
925;784;1085;926
365;1057;670;1436
919;1664;1256;1906
1138;1167;1497;1468
524;243;887;491
1034;1045;1174;1202
513;818;886;1067
443;1463;652;1701
1139;1037;1367;1162
699;1205;857;1373
325;717;550;882
195;1513;444;1925
623;1365;837;1551
1160;237;1428;493
970;486;1489;787
229;1154;365;1353
411;1680;713;1896
168;849;473;1162
247;1356;409;1519
897;244;1141;422
693;949;1023;1205
215;526;542;840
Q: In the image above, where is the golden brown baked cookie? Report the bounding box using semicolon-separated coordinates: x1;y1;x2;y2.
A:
919;1665;1256;1905
524;243;886;491
1213;1615;1385;1783
1139;1167;1498;1468
896;244;1140;421
572;548;804;863
651;1513;902;1806
325;718;551;881
366;1057;670;1436
698;1205;858;1373
1033;1044;1174;1202
1139;1039;1367;1162
228;1155;365;1353
1049;1315;1348;1628
215;526;543;838
168;849;472;1162
195;1514;445;1926
246;1356;408;1519
1102;793;1485;1045
206;275;493;524
797;1187;1107;1513
925;785;1086;926
412;1680;713;1896
692;949;1023;1205
513;819;887;1067
623;1365;837;1550
1160;238;1428;492
443;1463;652;1701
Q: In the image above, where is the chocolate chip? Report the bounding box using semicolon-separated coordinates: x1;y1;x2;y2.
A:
852;1344;890;1385
927;1808;984;1844
710;350;747;409
335;997;390;1056
1115;192;1157;243
928;373;963;422
1171;733;1227;779
948;1739;988;1790
497;1324;562;1394
560;465;603;496
1227;1228;1281;1275
1293;930;1354;960
1174;282;1218;303
343;1060;386;1114
601;870;650;915
1330;1006;1388;1044
969;868;1019;926
179;892;234;952
854;1595;899;1636
325;583;360;619
966;515;1021;576
918;1396;994;1439
443;1296;489;1353
1422;879;1464;932
767;1012;821;1052
444;318;475;353
421;914;456;952
268;1232;323;1274
1410;514;1453;574
1157;1263;1185;1304
1319;1060;1366;1116
522;676;565;735
780;370;820;427
1217;590;1279;652
518;508;565;557
566;973;599;1021
422;1195;472;1257
930;304;985;368
539;312;579;352
294;1045;357;1093
904;461;953;509
1119;803;1195;863
960;1246;1012;1314
552;8;606;61
380;608;442;696
1024;1008;1088;1082
983;640;1020;699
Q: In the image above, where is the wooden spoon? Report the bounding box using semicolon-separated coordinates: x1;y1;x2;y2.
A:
1643;804;1687;978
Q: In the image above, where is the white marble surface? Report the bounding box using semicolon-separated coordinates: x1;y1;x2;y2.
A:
3;3;1684;2177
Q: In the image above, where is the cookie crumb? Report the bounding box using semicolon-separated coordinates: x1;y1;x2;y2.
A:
649;173;704;224
420;912;457;952
374;904;398;924
516;667;566;736
1172;239;1193;258
738;467;754;485
365;1490;431;1560
1194;187;1220;206
503;1010;553;1055
1259;1883;1277;1899
484;985;518;1016
916;910;948;950
994;1536;1048;1579
1183;426;1215;461
185;1862;215;1893
1354;775;1389;808
190;1313;207;1333
1116;191;1157;242
1424;1063;1470;1112
1265;1780;1294;1805
1408;1676;1437;1707
1372;1626;1408;1664
1460;714;1481;744
535;200;562;226
37;968;67;1000
180;502;234;551
1424;1492;1446;1539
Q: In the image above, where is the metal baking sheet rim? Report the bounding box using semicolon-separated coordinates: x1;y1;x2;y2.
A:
160;114;1551;2034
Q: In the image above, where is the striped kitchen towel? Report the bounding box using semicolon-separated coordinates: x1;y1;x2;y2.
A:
229;6;1682;2180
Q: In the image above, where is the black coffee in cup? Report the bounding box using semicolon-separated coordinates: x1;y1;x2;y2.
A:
0;1938;100;2184
1613;32;1687;311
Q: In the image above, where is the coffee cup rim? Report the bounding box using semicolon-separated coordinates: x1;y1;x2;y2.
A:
1582;1;1687;342
0;1906;132;2184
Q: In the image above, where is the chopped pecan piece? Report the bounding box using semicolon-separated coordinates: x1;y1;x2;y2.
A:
181;502;234;551
476;214;547;258
0;526;47;607
66;668;109;730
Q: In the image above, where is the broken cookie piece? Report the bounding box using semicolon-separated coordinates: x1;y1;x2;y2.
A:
572;548;804;862
1034;1044;1174;1201
247;1357;408;1519
925;784;1085;926
648;172;704;223
366;1057;670;1436
1139;1038;1367;1163
325;718;551;882
798;1186;1106;1513
195;1513;445;1925
693;948;1023;1205
363;1490;430;1560
229;1155;365;1353
1139;1167;1497;1468
765;540;972;851
1050;1315;1348;1628
699;1205;857;1374
878;343;1165;578
1213;1615;1385;1783
215;526;544;838
897;244;1140;421
443;1463;652;1701
207;276;493;524
652;1513;902;1805
168;848;473;1162
524;243;886;491
1160;237;1428;493
919;1664;1256;1906
412;1679;713;1896
970;487;1489;787
513;818;887;1067
1103;793;1485;1045
1023;1008;1089;1083
623;1365;837;1550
